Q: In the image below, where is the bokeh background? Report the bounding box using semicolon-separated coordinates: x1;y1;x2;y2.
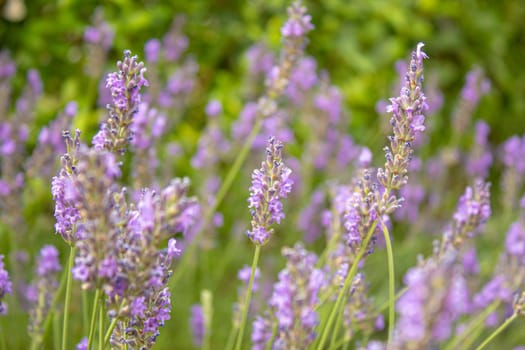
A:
1;0;525;348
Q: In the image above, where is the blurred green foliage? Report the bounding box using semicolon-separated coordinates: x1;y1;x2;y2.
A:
1;0;525;348
2;0;525;142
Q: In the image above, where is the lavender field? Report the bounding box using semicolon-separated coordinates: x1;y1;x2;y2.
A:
1;0;524;349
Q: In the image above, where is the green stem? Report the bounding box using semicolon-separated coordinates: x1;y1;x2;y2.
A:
32;244;69;350
103;317;119;345
379;219;395;342
376;287;407;314
61;246;76;350
54;310;60;350
0;321;7;350
443;300;499;350
87;289;101;350
224;323;238;350
316;221;378;350
234;245;261;350
82;290;89;335
171;119;263;287
264;321;278;350
98;300;104;350
474;312;517;350
329;297;346;348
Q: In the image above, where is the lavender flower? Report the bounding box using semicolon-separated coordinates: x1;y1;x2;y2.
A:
93;50;148;155
76;337;88;350
28;246;61;339
466;120;493;178
253;243;325;349
245;44;274;76
162;16;189;62
246;137;293;246
263;0;313;107
0;255;12;315
344;169;380;251
343;273;382;339
252;315;274;350
506;221;525;263
438;180;491;255
377;43;428;214
452;67;491;133
83;8;114;78
190;305;204;346
501;134;525;211
298;189;326;243
26;101;77;178
191;99;230;169
281;1;314;38
472;275;512;310
51;130;82;244
0;50;16;115
393;252;468;349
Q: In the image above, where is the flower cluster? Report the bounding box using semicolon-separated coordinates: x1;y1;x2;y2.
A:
393;252;469;349
83;8;114;78
0;255;12;315
93;50;149;155
452;67;491;133
377;43;428;213
246;137;293;246
252;243;325;349
27;245;62;339
344;169;381;250
438;180;491;255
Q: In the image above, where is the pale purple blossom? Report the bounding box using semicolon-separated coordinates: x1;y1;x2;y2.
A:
246;137;293;246
281;1;314;38
0;255;12;315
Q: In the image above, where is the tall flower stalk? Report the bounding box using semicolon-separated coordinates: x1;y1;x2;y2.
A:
317;42;429;349
376;42;429;341
171;0;312;286
233;137;293;350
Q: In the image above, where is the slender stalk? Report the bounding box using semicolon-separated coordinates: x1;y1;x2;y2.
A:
264;321;278;350
98;300;104;350
0;321;7;350
87;289;101;350
379;219;395;342
462;319;488;350
30;252;69;350
376;287;407;314
234;245;261;350
316;221;378;350
329;297;346;348
61;246;76;350
474;313;517;350
224;323;238;350
443;300;499;350
82;290;90;335
54;310;60;350
171;119;263;287
104;317;119;345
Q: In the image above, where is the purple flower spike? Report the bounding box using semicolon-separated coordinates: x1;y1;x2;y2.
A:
256;243;325;349
190;304;204;346
281;1;314;38
37;245;61;277
93;50;149;155
246;137;293;246
378;43;429;205
0;255;12;315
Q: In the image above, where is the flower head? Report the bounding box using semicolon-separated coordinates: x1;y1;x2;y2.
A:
246;137;293;246
0;255;12;315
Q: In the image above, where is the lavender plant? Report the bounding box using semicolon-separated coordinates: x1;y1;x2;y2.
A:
2;2;525;350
